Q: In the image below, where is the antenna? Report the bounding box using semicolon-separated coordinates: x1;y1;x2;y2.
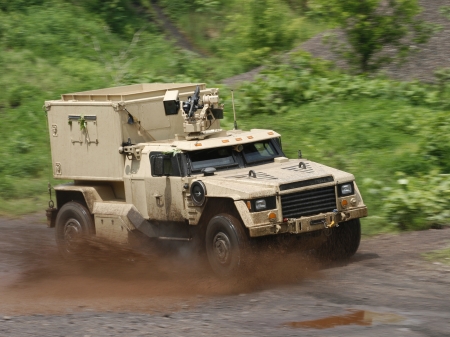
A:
231;89;238;130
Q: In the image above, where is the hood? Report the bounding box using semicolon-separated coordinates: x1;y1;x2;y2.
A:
199;159;355;200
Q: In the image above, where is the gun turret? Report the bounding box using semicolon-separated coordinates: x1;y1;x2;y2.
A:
182;87;224;140
183;85;203;118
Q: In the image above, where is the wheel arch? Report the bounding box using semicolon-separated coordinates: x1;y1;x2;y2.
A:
198;197;242;227
192;197;246;241
54;184;113;213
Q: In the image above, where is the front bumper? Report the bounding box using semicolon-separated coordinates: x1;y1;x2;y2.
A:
248;206;368;238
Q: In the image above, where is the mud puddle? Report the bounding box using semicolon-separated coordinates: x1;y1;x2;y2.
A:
284;310;405;329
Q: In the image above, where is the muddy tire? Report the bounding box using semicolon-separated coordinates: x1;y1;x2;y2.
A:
55;201;95;258
205;214;248;277
316;219;361;261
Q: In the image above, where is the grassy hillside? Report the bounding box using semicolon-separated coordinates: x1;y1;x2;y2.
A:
0;0;325;215
0;1;180;214
156;0;328;68
221;53;450;233
1;0;449;234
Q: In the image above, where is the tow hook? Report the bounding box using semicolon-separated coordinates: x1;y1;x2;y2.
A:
326;220;336;228
325;209;340;228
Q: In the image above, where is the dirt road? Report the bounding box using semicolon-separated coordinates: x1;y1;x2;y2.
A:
1;215;449;336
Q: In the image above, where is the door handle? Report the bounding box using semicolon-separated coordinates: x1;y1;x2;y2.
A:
154;193;164;206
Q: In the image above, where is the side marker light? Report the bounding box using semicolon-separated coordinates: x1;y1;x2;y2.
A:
268;212;276;220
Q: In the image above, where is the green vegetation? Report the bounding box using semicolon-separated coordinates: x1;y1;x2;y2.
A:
0;0;325;216
440;5;450;20
223;52;450;233
0;0;195;216
158;0;328;68
423;246;450;265
308;0;436;73
1;0;449;235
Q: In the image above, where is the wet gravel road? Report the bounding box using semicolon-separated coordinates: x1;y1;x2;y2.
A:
1;215;450;337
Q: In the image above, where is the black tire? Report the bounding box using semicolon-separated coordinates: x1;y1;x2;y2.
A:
55;201;95;258
205;214;248;277
316;218;361;261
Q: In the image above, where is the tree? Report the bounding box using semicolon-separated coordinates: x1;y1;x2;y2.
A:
310;0;435;73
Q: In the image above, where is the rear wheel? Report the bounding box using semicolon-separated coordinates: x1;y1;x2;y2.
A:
55;201;95;258
316;218;361;261
205;214;248;277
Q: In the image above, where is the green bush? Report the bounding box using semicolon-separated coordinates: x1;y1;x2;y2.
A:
217;0;298;68
158;0;195;18
7;85;43;108
365;174;450;230
308;0;436;73
0;0;45;12
72;0;139;36
164;0;323;70
236;52;450;115
419;111;450;173
0;176;16;198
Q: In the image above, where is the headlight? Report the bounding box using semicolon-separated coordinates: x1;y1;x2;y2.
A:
255;199;267;211
340;183;354;196
190;180;206;206
246;197;277;212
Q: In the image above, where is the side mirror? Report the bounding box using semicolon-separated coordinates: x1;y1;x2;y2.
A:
151;155;172;176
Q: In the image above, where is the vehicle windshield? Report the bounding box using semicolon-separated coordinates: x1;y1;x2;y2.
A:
189;146;238;173
242;139;279;164
186;138;284;174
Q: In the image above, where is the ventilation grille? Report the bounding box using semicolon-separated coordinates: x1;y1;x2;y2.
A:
281;186;336;218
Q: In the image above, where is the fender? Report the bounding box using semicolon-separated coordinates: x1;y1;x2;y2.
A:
54;183;116;213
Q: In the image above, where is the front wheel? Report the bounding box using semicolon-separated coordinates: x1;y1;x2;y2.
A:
205;214;248;277
55;201;95;258
316;218;361;261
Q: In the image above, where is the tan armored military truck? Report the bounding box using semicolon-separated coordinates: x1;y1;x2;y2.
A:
44;83;368;276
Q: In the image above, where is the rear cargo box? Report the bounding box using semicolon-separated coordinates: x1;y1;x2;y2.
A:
45;83;205;181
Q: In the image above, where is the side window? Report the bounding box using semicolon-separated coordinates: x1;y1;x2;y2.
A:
275;137;282;151
150;152;182;177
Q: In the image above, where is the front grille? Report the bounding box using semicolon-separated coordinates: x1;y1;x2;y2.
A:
281;186;336;218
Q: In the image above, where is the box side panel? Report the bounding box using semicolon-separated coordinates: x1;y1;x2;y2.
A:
47;104;125;180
